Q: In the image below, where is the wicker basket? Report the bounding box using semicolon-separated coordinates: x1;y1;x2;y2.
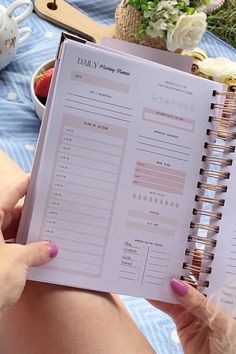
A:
114;0;167;50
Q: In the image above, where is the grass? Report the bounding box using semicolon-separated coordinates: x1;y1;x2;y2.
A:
207;0;236;48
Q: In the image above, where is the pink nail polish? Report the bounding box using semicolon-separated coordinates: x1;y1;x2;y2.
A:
47;242;58;258
170;278;188;297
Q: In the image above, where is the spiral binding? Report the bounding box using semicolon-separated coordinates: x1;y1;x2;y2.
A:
204;142;235;154
188;235;217;247
192;207;222;220
195;194;225;206
180;276;209;288
200;167;230;180
209;116;236;127
183;262;212;274
185;248;214;261
197;181;227;193
206;128;236;141
202;154;233;166
182;88;236;288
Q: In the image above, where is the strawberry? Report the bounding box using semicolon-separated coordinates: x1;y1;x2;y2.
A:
35;67;54;98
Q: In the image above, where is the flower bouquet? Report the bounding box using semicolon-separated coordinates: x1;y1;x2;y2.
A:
114;0;210;52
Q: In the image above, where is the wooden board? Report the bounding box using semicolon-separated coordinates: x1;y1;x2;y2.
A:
34;0;115;43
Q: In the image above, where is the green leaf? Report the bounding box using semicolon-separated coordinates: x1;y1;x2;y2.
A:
178;2;188;12
141;4;148;11
135;28;147;39
187;7;195;15
147;1;156;9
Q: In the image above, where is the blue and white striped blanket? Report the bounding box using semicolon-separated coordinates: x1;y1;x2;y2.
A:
0;1;236;352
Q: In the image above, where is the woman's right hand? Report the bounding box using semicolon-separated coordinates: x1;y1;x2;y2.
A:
149;279;236;354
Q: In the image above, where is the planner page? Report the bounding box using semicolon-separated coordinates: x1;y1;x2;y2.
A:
17;39;225;302
205;127;236;316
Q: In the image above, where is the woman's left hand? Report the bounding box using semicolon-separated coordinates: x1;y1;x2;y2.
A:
0;175;58;312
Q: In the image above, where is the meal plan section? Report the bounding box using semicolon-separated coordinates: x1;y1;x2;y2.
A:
42;115;127;276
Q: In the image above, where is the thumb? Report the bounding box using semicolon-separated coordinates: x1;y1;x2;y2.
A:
170;278;229;332
24;241;58;267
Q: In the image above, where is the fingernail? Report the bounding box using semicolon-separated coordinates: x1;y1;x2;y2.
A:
47;242;58;258
170;278;188;297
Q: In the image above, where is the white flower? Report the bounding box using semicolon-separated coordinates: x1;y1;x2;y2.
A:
182;0;190;4
198;57;236;83
166;12;207;52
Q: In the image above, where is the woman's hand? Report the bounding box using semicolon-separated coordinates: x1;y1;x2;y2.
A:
149;279;236;354
0;150;27;240
0;175;58;312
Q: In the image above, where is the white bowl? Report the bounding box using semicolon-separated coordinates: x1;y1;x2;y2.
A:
31;58;55;121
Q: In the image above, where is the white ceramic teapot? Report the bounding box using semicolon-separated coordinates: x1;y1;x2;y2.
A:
0;0;33;71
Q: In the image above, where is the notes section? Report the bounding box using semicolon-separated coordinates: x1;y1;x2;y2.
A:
42;115;128;277
119;241;169;286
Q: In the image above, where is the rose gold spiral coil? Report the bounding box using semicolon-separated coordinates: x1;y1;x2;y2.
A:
202;154;233;166
207;128;236;140
213;90;236;97
197;182;227;193
185;248;214;261
204;142;235;153
183;262;212;274
209;116;236;127
195;195;225;206
188;235;217;247
190;222;219;233
199;167;230;179
180;276;209;288
192;208;222;219
211;103;236;112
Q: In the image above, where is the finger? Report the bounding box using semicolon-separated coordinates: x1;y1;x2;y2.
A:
24;241;58;267
0;175;29;227
0;151;26;189
2;204;23;237
170;278;230;331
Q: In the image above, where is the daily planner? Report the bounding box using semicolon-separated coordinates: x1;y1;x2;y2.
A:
17;34;236;315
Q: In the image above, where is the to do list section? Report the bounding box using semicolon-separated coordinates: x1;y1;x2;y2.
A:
42;115;127;276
